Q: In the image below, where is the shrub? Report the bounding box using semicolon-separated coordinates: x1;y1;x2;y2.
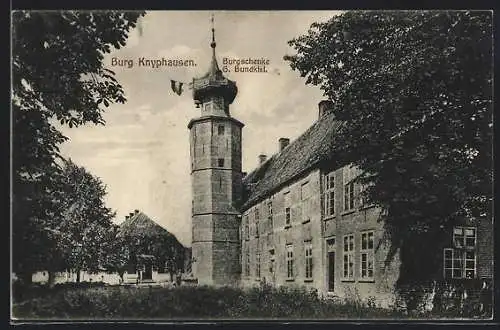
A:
12;283;489;320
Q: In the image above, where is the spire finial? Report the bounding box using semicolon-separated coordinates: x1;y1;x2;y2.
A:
210;13;216;49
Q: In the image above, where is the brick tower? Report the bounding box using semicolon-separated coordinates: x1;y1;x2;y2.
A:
188;17;243;286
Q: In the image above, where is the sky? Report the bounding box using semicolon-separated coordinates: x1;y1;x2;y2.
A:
58;11;343;247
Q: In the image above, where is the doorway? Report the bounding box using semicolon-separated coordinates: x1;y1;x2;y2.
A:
328;251;335;292
143;261;153;281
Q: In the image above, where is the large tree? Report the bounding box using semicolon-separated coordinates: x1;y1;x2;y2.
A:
12;11;145;283
54;159;116;283
284;11;492;284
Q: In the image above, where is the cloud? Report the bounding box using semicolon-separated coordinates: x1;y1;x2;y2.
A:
59;11;344;246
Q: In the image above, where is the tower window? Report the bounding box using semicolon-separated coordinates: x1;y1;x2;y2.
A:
218;125;225;135
217;158;224;167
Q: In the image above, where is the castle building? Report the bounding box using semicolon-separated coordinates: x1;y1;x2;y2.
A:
188;22;493;303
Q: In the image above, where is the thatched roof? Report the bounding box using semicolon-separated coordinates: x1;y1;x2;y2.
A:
117;210;174;239
242;111;342;210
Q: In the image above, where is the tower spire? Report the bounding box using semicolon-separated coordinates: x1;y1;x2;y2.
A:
192;13;238;108
210;13;216;49
208;13;220;76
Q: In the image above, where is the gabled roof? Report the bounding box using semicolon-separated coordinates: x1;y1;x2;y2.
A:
117;211;173;239
241;111;342;210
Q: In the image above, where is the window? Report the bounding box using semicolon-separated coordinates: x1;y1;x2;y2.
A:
343;165;358;211
245;250;250;277
286;244;294;279
305;241;313;280
344;182;355;211
360;231;374;280
285;208;291;226
158;261;168;274
359;183;374;208
284;191;291;226
256;252;261;278
217;158;224;167
301;181;310;200
269;249;275;274
343;234;354;280
218;125;225;135
267;200;273;229
301;181;311;222
255;208;260;237
244;215;249;240
324;172;335;216
453;226;476;248
444;227;477;279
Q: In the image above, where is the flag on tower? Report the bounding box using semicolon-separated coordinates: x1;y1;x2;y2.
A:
170;80;184;96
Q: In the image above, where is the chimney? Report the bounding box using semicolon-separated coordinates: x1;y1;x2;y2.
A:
129;212;134;217
318;100;334;118
258;154;267;165
242;172;247;177
134;209;139;214
125;215;130;220
278;138;290;152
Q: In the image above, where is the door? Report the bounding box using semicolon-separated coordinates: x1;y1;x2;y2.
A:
143;261;153;280
328;252;335;292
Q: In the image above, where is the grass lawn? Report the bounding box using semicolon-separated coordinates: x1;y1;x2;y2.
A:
11;283;486;320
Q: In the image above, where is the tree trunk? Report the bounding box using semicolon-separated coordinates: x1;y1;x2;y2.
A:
76;269;81;283
47;271;56;288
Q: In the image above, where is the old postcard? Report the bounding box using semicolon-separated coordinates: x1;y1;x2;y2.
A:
10;10;494;321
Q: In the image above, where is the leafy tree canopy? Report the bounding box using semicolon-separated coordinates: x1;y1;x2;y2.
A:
285;11;492;283
12;11;145;282
55;159;116;278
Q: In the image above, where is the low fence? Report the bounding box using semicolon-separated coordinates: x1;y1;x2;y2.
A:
32;271;122;285
31;270;174;286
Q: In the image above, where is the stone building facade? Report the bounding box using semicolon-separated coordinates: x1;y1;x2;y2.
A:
238;106;402;303
188;27;493;303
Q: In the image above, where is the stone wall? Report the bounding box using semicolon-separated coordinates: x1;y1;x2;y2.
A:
326;166;400;306
241;165;401;307
241;170;323;289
